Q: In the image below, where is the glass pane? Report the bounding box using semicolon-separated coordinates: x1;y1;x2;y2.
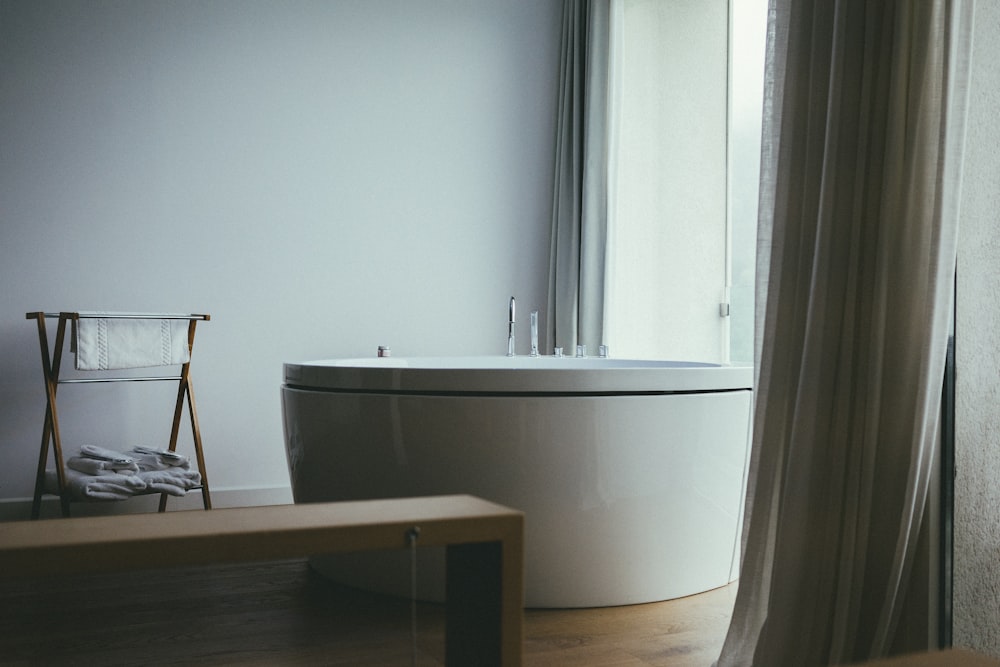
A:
729;0;767;364
606;0;730;362
606;0;767;365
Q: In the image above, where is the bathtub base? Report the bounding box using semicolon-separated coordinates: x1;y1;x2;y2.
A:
283;385;753;608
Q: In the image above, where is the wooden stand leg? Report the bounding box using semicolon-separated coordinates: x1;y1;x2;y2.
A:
446;540;522;667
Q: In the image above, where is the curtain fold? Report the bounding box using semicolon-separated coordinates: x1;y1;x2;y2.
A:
718;0;973;665
548;0;611;354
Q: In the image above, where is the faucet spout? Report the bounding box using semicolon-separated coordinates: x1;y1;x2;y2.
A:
507;296;516;356
530;310;539;357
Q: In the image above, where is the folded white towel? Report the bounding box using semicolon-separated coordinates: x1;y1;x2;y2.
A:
129;446;190;470
73;314;190;371
47;468;148;501
67;456;139;476
138;468;201;484
137;469;201;496
79;445;135;466
143;480;187;496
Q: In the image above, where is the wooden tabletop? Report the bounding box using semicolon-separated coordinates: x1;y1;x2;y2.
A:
0;495;524;576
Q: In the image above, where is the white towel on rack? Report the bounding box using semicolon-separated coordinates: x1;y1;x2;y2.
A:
73;313;190;370
67;455;140;476
79;444;135;466
129;446;190;470
137;469;202;496
47;468;148;501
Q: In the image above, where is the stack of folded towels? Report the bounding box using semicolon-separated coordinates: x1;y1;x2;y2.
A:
53;444;202;501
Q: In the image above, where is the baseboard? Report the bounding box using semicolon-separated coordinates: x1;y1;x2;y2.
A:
0;485;294;522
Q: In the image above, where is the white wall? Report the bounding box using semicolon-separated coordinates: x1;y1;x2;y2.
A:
955;0;1000;657
0;0;561;514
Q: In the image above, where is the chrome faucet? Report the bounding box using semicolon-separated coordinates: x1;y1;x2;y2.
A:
530;310;539;356
507;296;516;356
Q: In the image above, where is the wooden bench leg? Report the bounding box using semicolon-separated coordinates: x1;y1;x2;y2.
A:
446;541;521;667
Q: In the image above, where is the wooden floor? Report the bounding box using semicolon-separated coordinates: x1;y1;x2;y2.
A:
0;559;735;666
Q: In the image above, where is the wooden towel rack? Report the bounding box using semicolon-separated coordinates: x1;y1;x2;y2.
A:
26;311;212;519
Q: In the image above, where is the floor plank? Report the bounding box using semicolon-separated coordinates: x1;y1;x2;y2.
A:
0;559;734;666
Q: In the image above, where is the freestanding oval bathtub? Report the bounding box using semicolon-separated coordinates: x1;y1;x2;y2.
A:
281;356;753;608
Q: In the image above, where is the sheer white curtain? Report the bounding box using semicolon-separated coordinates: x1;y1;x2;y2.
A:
718;1;974;665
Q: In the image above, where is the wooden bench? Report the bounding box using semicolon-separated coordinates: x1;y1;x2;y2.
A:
0;494;524;666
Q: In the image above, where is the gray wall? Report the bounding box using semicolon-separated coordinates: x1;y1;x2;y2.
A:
0;0;560;513
955;1;1000;657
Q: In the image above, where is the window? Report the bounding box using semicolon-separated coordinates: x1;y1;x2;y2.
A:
604;0;767;363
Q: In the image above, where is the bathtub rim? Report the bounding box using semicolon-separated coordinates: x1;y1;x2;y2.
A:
283;355;753;395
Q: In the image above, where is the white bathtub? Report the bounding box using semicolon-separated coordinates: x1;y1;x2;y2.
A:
281;356;753;608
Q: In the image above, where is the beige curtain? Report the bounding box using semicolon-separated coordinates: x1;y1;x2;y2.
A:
717;1;973;665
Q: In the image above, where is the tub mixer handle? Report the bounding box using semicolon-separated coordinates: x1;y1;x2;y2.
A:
507;296;516;356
